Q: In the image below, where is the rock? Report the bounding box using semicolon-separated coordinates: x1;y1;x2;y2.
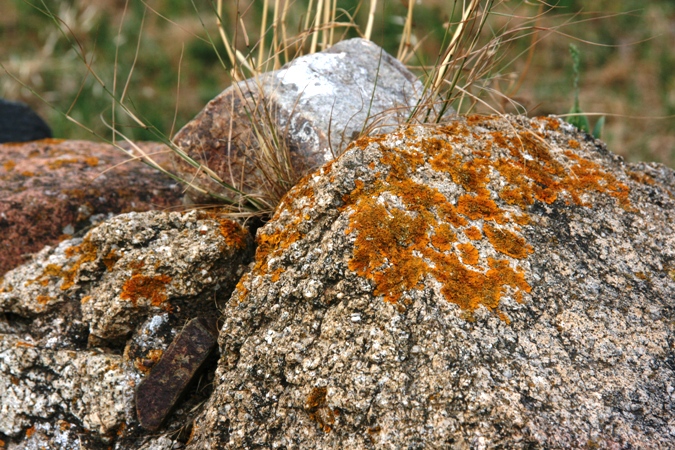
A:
0;99;52;143
0;139;183;275
0;210;254;448
173;38;441;206
186;115;675;449
2;114;674;449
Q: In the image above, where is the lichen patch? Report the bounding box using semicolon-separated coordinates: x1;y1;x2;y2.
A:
246;115;633;322
339;115;631;318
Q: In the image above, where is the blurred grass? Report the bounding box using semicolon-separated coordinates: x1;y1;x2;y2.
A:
0;0;673;166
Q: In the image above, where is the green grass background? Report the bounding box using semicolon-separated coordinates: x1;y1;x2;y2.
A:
1;1;673;166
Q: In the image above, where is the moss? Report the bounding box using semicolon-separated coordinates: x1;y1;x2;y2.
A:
120;274;172;307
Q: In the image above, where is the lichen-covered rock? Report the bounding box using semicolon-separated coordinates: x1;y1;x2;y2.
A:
0;139;183;275
173;38;442;205
0;210;254;448
188;116;675;449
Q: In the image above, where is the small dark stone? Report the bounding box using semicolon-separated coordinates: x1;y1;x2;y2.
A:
135;317;217;431
0;99;52;143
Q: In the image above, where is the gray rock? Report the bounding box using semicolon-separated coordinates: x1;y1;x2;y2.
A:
186;116;675;449
173;38;441;205
0;210;254;448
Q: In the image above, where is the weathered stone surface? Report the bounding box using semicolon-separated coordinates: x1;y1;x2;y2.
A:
173;38;441;205
0;210;254;448
187;116;675;449
0;139;183;275
0;334;135;437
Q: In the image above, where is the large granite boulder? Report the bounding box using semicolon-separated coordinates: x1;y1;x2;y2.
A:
172;38;442;206
188;115;675;449
0;139;183;275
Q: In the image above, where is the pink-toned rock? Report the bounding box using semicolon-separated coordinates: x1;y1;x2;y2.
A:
0;139;182;275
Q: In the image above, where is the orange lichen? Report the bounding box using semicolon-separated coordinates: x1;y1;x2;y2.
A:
84;156;99;167
234;273;250;302
197;211;250;251
464;226;482;241
246;115;632;322
627;171;655;186
60;238;99;290
483;223;533;259
47;158;82;170
305;387;336;433
134;349;164;373
102;249;120;271
457;242;479;265
25;426;35;438
456;191;506;224
3;160;16;171
342;137;533;315
27;237;98;292
568;139;580;149
339;116;631;319
120;274;172;306
15;341;35;348
430;224;456;251
270;267;285;282
36;295;52;305
541;116;561;131
218;219;249;250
